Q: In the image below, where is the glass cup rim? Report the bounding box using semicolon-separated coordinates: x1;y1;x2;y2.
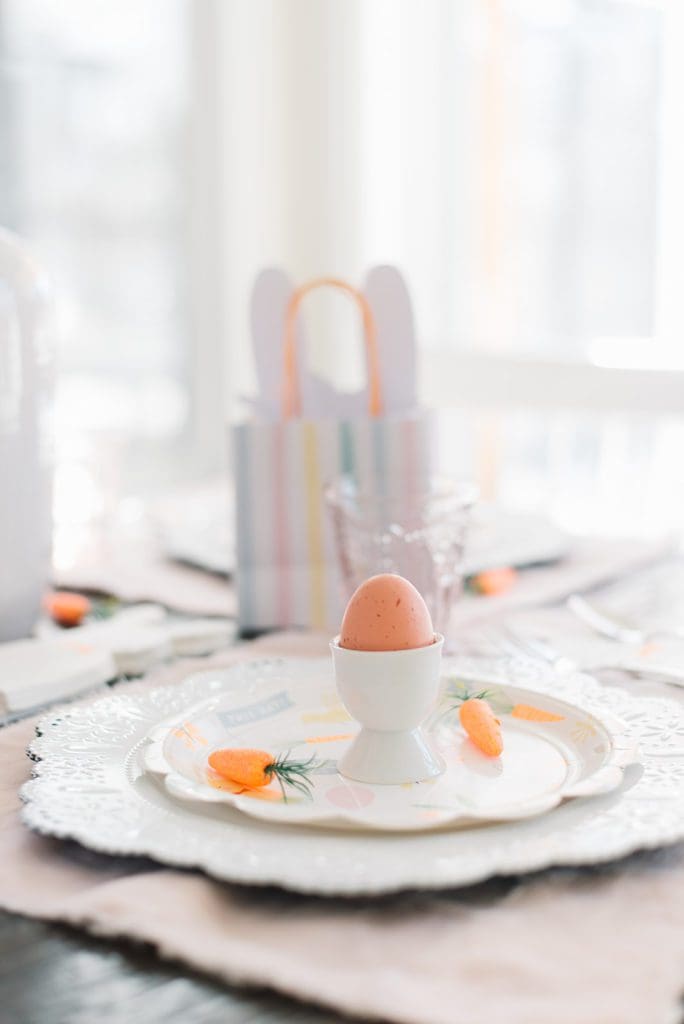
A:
324;475;478;512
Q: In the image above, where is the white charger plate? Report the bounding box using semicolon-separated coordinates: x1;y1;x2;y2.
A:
142;664;635;832
21;656;684;896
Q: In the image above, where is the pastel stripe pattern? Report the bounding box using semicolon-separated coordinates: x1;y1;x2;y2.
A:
340;419;355;477
234;412;433;631
234;425;254;628
273;427;290;626
303;421;326;629
372;417;386;496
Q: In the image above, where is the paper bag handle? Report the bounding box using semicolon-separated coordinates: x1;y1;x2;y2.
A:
282;276;384;418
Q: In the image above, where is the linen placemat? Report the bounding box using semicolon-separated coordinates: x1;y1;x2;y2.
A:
54;519;669;624
3;634;684;1024
53;523;235;617
453;536;674;628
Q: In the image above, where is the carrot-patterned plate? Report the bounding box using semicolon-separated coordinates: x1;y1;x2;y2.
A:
142;660;637;832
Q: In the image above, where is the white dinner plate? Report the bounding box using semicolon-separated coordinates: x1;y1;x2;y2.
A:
21;655;684;896
142;664;635;832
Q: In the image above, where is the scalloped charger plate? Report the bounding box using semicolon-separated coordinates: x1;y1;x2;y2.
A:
21;656;684;895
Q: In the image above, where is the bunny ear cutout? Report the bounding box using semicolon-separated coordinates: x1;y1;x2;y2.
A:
250;267;302;418
363;265;417;413
250;265;418;419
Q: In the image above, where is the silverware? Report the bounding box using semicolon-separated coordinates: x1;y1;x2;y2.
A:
478;617;684;684
476;623;577;673
566;594;684;645
499;624;578;673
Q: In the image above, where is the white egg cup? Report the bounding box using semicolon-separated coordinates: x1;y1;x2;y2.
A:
331;634;445;785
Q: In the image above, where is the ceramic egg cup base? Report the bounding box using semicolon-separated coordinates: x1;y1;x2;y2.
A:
338;726;445;784
331;635;446;786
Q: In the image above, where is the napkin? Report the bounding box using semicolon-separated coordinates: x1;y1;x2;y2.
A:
0;638;116;716
453;536;674;628
53;520;235;617
2;606;235;715
497;589;684;684
3;637;684;1024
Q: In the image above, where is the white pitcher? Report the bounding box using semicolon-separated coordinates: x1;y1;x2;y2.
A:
0;228;54;641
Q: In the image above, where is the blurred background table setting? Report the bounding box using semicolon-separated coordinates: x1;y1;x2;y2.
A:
4;3;684;1022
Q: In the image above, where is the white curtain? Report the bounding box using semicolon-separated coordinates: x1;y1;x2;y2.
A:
218;0;664;387
8;1;675;533
216;0;684;538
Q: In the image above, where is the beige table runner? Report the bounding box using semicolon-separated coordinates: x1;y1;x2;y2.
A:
3;633;684;1024
54;521;669;624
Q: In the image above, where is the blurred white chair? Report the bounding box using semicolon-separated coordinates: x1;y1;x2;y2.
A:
0;227;54;641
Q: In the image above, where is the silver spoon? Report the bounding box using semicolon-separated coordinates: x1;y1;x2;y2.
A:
567;593;684;645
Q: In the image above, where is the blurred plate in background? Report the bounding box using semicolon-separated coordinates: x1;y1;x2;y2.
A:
155;484;570;581
465;506;571;575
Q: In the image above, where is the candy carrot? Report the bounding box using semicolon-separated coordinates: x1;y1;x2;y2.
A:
208;748;318;800
44;591;91;628
447;681;563;724
470;567;517;596
459;698;503;757
510;704;563;723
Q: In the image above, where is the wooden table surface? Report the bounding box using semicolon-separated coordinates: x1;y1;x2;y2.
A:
0;910;346;1023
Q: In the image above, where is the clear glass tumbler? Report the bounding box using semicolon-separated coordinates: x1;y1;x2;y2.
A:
326;476;477;639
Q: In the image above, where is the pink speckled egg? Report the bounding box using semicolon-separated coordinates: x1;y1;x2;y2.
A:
339;574;434;652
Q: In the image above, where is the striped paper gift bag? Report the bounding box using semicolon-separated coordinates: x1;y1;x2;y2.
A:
233;269;433;634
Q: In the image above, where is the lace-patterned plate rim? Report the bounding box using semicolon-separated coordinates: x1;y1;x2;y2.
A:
19;656;684;897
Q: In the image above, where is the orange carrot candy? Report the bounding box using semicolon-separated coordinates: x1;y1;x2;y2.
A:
459;698;504;757
470;567;517;597
44;590;92;628
207;748;318;801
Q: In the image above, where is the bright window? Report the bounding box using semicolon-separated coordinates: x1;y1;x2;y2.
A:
2;0;682;542
1;0;191;475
